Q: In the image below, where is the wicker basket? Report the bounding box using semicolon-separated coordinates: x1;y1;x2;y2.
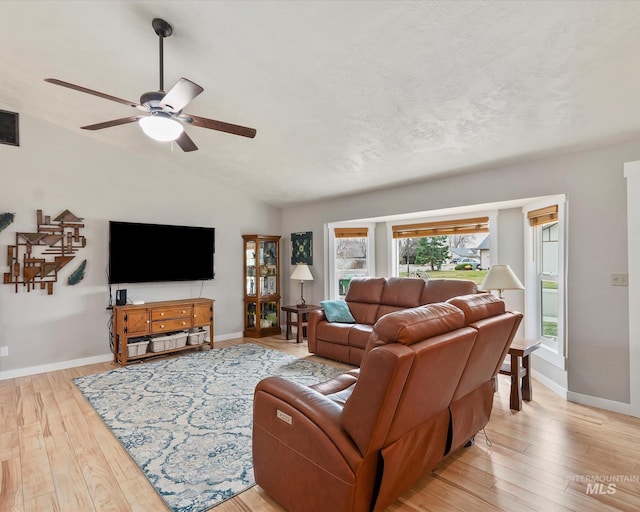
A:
187;329;207;346
174;331;188;348
127;340;149;357
150;334;177;352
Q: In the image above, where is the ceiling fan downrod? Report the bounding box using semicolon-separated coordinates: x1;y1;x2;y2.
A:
152;18;173;92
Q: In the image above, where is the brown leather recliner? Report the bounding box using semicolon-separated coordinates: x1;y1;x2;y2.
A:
253;294;522;512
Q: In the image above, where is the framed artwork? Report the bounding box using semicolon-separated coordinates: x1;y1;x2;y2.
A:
0;110;19;147
291;231;313;265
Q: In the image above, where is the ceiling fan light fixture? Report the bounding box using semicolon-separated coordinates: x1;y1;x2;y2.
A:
139;113;183;141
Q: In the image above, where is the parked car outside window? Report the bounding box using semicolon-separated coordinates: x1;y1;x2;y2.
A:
455;258;481;270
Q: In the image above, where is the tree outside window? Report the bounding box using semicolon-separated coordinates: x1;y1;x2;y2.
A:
414;236;449;271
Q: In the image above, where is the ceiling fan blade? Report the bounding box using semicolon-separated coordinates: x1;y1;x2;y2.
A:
81;116;143;130
45;78;141;108
160;78;204;112
175;131;198;152
188;114;257;138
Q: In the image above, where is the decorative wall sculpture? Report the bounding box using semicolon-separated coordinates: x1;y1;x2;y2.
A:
67;259;87;286
3;209;86;294
0;213;15;233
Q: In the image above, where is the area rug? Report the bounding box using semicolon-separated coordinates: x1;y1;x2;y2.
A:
74;343;345;512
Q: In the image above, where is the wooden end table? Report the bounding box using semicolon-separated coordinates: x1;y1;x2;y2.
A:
498;338;541;411
282;304;322;343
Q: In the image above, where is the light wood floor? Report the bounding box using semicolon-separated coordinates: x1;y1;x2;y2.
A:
2;336;640;512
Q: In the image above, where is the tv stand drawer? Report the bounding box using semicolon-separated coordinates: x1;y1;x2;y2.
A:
151;306;193;321
151;318;192;333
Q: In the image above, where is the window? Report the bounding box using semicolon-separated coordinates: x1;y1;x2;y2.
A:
330;225;373;298
540;222;559;342
391;217;490;279
524;199;566;368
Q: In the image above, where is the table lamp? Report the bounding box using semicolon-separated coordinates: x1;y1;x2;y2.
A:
479;264;524;298
290;264;314;307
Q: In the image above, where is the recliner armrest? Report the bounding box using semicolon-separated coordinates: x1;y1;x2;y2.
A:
308;308;327;324
307;309;327;352
253;376;362;470
310;372;358;395
256;375;343;418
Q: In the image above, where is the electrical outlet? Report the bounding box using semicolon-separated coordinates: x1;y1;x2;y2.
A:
0;346;8;357
611;273;629;286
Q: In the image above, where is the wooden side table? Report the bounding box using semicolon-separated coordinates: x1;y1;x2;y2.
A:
498;338;541;411
282;305;322;343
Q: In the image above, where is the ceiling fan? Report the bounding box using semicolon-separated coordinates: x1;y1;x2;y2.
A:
45;18;256;152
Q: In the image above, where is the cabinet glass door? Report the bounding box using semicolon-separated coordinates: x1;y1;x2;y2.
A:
259;240;278;297
261;300;279;328
246;240;256;296
246;301;257;329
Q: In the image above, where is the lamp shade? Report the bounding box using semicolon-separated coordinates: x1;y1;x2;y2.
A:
479;264;524;294
139;113;184;141
290;264;314;281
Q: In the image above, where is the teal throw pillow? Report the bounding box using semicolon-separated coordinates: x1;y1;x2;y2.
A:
320;299;356;323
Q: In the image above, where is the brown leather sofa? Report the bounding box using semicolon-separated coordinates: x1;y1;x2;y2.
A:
307;276;479;365
253;293;522;512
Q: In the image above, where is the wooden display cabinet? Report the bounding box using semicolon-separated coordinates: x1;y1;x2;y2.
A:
113;298;214;366
243;234;281;337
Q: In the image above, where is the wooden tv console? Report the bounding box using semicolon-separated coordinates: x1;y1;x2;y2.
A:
112;298;214;366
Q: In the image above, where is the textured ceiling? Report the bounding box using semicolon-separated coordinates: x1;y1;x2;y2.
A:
2;1;640;207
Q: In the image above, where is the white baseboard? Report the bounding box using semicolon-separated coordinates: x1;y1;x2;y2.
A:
567;390;634;417
531;369;568;399
532;369;636;417
215;331;243;342
0;332;245;381
0;353;114;381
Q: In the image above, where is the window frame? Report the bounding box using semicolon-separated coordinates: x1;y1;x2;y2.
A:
327;222;375;299
523;195;567;369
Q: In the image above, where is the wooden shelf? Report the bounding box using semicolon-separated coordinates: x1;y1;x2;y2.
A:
126;342;211;361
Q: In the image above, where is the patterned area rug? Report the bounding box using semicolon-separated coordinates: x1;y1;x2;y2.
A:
74;343;344;512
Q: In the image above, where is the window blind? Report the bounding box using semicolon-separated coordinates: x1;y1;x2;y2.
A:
392;217;489;238
527;205;558;226
334;227;369;238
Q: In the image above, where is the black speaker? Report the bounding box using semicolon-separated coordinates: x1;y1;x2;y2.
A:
116;289;127;306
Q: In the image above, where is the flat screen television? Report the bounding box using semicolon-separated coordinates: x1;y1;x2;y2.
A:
108;221;215;284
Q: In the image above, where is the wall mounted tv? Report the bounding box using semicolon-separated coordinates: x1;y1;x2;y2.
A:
108;221;215;284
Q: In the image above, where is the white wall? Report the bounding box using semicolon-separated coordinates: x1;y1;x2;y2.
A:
283;140;637;405
0;114;281;376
